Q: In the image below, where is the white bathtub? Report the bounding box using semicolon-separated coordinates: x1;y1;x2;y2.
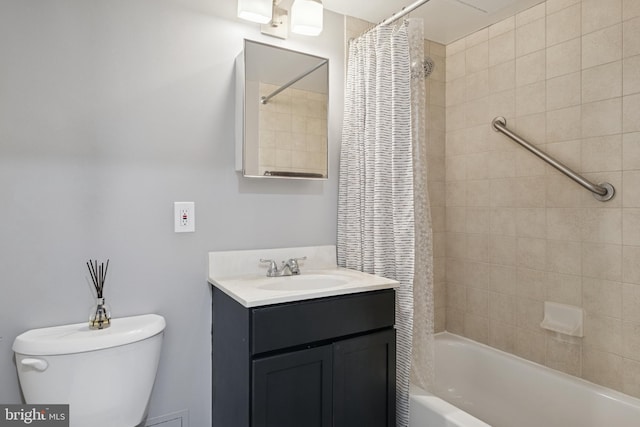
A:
409;332;640;427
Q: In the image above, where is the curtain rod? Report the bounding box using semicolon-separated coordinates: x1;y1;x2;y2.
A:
378;0;433;27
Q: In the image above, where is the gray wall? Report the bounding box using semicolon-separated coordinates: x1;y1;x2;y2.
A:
0;1;344;425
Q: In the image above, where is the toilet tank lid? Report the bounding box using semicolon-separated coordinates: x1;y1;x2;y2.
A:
12;314;166;356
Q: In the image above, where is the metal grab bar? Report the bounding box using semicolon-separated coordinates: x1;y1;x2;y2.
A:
260;59;328;105
491;117;615;202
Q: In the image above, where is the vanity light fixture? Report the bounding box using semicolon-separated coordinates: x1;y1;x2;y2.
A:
237;0;272;24
291;0;323;36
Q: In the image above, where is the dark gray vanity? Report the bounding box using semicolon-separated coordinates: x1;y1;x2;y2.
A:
212;287;396;427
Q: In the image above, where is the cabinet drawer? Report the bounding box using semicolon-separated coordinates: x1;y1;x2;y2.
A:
251;289;395;355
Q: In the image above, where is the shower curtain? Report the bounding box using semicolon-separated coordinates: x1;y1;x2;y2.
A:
337;19;434;427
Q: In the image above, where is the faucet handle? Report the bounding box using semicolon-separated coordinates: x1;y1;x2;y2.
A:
287;256;307;274
260;259;279;277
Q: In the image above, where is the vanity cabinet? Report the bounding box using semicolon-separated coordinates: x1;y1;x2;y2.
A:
212;287;396;427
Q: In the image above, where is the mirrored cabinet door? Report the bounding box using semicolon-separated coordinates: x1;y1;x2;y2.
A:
236;39;329;180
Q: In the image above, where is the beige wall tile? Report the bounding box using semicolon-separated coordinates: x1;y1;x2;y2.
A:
489;89;516;119
582;0;623;34
622;321;640;361
467;233;489;262
623;283;640;322
490;178;518;207
489;319;516;352
516;50;546;87
466;69;489;100
491;207;517;236
516;18;546;57
584;313;623;353
517;238;547;269
489;291;516;324
623;93;640;132
464;314;489;344
547;272;582;305
622;358;640;399
547;38;581;78
447;283;467;310
467;287;489;316
514;113;547;143
447;51;466;81
516;81;547;116
489;60;516;92
490;30;516;66
623;0;640;19
446;307;465;334
546;105;581;142
582;24;622;69
490;234;517;265
547;208;582;241
466;41;489;74
547;72;581;110
517;3;546;26
623;17;640;58
581;135;622;172
622;245;640;284
447;37;466;57
583;277;622;317
466;28;488;48
547;239;582;274
581;97;622;138
516;208;547;237
581;208;622;244
466;207;490;233
490;16;515;38
622;132;640;170
582;242;622;281
582;61;623;103
623;209;640;245
547;3;581;47
546;335;582;376
582;347;623;389
515;327;546;363
490;264;517;294
466;179;491;207
447;232;467;260
465;260;490;289
517;267;547;300
623;170;640;207
516;296;544;330
447;257;466;284
447;207;466;232
623;55;640;95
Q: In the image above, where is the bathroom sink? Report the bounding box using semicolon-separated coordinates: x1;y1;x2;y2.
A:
260;274;349;291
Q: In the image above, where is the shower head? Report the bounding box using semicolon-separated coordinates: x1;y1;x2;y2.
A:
412;56;435;79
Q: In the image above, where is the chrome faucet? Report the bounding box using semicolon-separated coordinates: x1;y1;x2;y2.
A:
260;257;307;277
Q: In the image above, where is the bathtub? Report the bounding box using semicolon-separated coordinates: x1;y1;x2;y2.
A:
409;332;640;427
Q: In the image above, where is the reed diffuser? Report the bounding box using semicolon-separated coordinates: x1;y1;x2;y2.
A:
87;259;111;329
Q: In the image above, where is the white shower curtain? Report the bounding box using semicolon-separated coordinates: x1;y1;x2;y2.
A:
338;19;434;427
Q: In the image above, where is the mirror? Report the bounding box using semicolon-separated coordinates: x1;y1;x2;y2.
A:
236;40;329;179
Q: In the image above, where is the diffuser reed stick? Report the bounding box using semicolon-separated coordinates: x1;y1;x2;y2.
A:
87;259;111;329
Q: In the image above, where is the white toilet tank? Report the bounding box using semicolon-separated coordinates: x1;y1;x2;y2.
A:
13;314;166;427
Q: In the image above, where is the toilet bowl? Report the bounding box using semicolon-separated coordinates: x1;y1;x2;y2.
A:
13;314;166;427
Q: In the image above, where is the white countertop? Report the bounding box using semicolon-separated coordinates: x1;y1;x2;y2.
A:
209;267;398;308
208;245;399;307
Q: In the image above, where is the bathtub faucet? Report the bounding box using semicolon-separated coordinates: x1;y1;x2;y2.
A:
260;257;307;277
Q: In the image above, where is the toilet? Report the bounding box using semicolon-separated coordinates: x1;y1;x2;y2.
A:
12;314;166;427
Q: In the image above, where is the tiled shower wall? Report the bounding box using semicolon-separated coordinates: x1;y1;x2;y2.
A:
444;0;640;398
345;16;447;332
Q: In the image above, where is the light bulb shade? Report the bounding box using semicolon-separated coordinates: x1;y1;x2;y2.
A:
291;0;323;36
237;0;273;24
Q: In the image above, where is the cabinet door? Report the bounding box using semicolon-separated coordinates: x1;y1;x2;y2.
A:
252;345;332;427
333;329;396;427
